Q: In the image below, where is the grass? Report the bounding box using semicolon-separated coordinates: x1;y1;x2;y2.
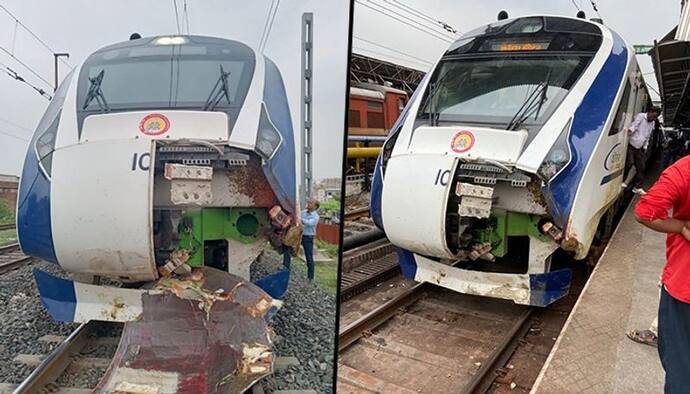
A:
315;239;339;258
319;199;341;211
0;199;14;225
291;256;338;295
0;229;17;246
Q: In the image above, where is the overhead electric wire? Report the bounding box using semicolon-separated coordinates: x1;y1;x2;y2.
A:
0;115;33;132
371;0;456;38
258;0;280;52
570;0;581;11
0;128;29;142
183;0;190;34
355;0;454;43
352;46;431;70
589;0;603;19
386;0;459;34
0;45;53;90
172;0;182;34
353;35;432;65
0;3;70;67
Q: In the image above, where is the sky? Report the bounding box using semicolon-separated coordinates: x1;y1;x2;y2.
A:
0;0;350;180
353;0;682;100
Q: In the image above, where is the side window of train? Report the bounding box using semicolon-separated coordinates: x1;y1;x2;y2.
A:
608;81;632;136
35;111;61;177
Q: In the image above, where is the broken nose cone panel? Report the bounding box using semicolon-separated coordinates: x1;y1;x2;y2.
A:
254;268;290;299
33;268;149;323
93;267;275;394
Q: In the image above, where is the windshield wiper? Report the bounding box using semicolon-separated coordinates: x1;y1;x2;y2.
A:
82;69;110;112
420;67;455;126
203;65;232;111
506;70;551;131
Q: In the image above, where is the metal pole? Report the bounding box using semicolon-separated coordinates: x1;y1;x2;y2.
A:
53;53;69;92
300;13;313;206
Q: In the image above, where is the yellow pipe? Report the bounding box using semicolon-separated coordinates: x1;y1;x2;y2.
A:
347;147;381;159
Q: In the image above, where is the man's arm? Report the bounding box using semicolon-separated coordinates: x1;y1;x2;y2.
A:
628;113;642;134
301;212;319;227
634;166;690;240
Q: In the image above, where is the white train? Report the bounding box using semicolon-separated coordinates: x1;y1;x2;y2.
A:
17;35;297;321
371;15;654;306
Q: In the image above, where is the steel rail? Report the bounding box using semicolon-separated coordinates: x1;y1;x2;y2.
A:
0;242;19;253
0;256;31;274
343;207;370;221
338;281;430;352
13;321;101;394
461;308;534;394
0;223;16;231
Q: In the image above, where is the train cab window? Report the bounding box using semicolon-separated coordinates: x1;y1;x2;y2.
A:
417;55;589;137
77;39;255;123
35;112;61;177
349;110;362;127
609;81;632;135
398;98;406;113
367;112;385;129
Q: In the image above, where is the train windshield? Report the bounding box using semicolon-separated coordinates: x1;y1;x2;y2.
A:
418;54;589;130
77;41;255;112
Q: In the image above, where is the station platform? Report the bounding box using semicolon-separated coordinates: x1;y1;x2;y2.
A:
532;194;666;392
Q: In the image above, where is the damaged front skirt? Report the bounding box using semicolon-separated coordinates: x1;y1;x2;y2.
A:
33;267;280;393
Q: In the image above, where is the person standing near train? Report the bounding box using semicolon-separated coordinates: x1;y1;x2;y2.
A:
301;199;320;283
626;107;660;191
634;155;690;392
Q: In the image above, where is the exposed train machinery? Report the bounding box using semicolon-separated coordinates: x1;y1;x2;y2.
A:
371;14;659;307
15;35;300;392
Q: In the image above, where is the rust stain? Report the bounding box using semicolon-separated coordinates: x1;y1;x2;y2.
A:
226;156;280;208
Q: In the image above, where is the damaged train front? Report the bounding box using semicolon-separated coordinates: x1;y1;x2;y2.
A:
17;35;299;392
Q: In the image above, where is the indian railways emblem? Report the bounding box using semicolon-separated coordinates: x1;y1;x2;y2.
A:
450;130;475;153
139;113;170;136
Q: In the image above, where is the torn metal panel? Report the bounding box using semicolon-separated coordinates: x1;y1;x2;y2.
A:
94;267;276;394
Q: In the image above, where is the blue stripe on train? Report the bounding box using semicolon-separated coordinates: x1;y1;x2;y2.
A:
262;57;297;212
17;136;58;264
542;32;628;227
33;269;77;322
528;269;572;307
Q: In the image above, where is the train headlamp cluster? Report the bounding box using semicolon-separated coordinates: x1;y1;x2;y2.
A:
537;119;572;182
255;103;283;160
155;36;187;45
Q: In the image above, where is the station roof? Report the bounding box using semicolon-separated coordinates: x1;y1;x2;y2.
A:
651;26;690;127
349;53;425;95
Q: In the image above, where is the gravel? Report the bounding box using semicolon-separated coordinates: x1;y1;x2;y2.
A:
0;259;78;384
0;252;337;393
252;250;337;394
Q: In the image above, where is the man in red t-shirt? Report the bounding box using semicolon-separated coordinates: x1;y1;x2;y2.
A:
634;155;690;392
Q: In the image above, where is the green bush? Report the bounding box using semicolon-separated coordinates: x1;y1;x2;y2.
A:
0;199;14;225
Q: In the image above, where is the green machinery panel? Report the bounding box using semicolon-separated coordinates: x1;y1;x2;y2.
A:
476;211;549;257
177;208;268;267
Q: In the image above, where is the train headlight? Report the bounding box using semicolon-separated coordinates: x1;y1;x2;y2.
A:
255;103;283;160
155;36;187;45
537;120;572;182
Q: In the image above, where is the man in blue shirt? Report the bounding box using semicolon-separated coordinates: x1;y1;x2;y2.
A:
301;199;320;282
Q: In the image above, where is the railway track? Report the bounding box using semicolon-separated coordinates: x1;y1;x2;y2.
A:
340;238;398;301
0;223;16;231
338;278;534;393
0;243;31;274
344;207;369;221
5;320;310;393
3;321;121;393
